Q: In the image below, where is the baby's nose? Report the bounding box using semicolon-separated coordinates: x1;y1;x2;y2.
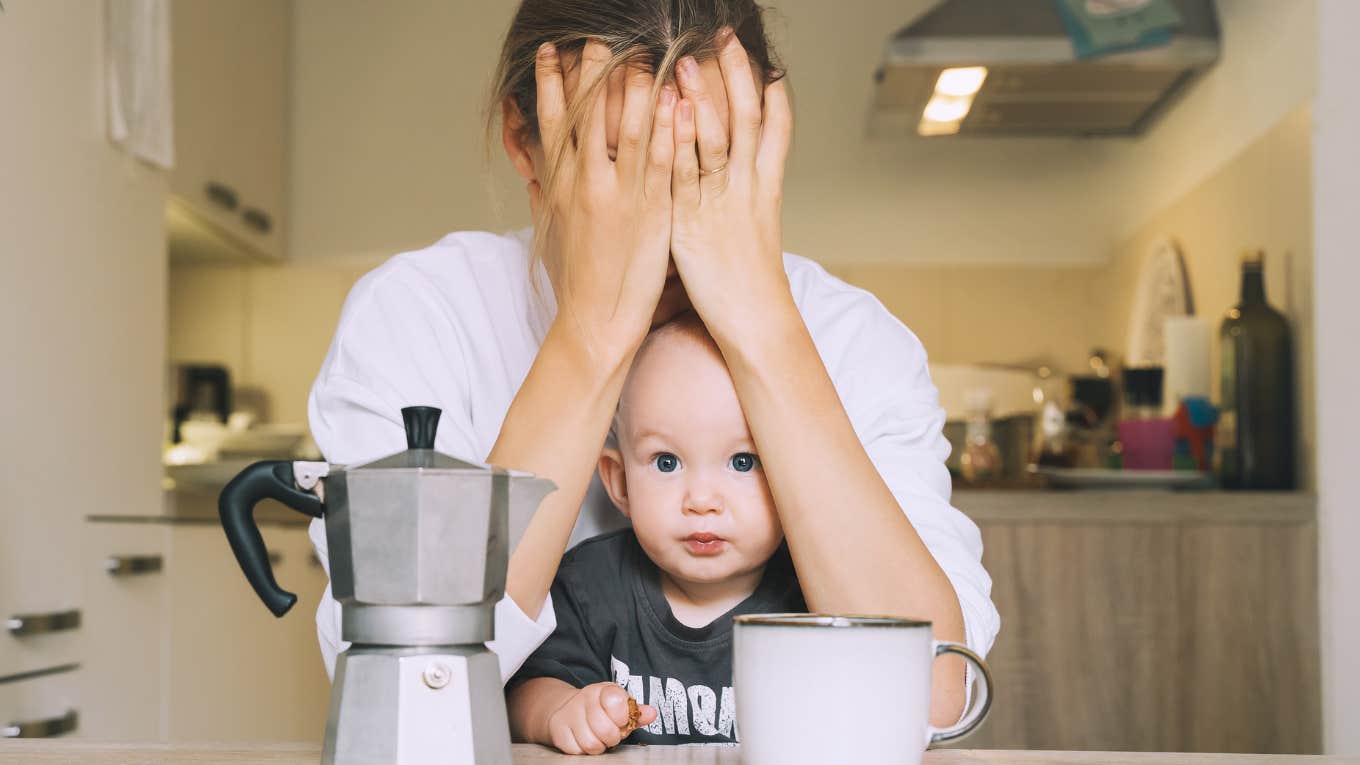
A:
682;481;725;515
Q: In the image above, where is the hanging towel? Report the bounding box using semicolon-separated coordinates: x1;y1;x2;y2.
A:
106;0;174;169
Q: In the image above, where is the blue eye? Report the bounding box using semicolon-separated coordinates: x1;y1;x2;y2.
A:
654;453;680;473
730;453;759;472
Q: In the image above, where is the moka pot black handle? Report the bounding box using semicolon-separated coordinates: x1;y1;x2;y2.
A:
218;460;324;617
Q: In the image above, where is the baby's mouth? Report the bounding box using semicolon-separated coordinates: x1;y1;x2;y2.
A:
684;533;726;556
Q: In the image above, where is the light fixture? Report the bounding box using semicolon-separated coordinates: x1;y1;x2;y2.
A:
935;66;988;97
922;95;971;123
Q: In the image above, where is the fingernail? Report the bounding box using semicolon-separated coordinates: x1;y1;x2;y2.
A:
720;26;735;43
680;57;699;81
538;42;556;60
661;86;676;107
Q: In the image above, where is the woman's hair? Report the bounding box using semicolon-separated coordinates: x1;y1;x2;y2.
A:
483;1;786;303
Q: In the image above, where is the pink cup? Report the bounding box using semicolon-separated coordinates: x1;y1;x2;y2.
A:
1119;418;1177;470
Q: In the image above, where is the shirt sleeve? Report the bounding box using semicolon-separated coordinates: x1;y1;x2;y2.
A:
797;270;1000;726
506;563;611;692
306;264;556;685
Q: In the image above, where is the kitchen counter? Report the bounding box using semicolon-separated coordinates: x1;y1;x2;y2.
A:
0;743;1354;764
954;489;1314;524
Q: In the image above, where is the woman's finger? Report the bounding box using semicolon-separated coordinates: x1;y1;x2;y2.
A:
604;63;626;161
755;78;793;190
672;98;700;209
578;39;612;170
615;61;656;177
675;55;731;176
715;28;762;171
645;84;677;200
534;42;567;150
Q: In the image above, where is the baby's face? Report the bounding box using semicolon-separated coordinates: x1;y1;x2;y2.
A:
605;331;783;587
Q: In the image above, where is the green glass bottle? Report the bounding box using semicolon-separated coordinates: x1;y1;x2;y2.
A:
1217;251;1295;489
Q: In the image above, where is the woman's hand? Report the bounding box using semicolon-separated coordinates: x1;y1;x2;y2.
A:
531;40;681;354
545;682;657;755
669;30;795;346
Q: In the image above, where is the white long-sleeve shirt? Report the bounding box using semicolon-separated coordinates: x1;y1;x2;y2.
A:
306;227;999;706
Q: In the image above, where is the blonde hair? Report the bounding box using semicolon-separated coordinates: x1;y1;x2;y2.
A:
482;1;786;305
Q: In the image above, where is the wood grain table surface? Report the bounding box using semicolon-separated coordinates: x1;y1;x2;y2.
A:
0;742;1354;764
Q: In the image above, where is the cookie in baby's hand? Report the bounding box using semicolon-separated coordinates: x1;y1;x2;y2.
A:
620;697;642;737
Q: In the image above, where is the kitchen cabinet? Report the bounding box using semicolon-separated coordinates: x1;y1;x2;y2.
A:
82;504;328;742
169;0;291;260
948;491;1320;754
0;667;81;740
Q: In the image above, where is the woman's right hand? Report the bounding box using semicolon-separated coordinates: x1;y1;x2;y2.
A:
546;682;657;755
529;40;680;354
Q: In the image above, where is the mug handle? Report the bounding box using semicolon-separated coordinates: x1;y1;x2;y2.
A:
925;640;994;746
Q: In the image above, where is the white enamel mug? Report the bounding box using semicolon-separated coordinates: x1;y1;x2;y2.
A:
732;614;992;765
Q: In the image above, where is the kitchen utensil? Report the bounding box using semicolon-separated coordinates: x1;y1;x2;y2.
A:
733;614;991;765
170;364;232;443
218;406;555;765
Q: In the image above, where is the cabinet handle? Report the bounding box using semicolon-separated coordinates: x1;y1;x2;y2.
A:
104;554;164;577
204;181;239;210
241;207;273;235
3;709;78;738
6;610;81;636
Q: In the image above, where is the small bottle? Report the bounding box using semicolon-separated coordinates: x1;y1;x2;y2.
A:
960;390;1002;484
1217;251;1295;489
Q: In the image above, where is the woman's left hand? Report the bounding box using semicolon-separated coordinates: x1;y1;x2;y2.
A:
670;30;794;346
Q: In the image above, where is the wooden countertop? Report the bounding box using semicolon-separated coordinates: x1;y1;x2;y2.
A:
953;489;1314;524
0;743;1353;764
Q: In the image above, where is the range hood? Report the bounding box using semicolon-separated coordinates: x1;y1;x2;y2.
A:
871;0;1220;138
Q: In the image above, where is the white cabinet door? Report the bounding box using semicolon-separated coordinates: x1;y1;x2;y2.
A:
80;522;170;741
170;0;290;259
166;521;329;742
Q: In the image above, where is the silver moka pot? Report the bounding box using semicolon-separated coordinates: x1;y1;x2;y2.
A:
219;406;555;765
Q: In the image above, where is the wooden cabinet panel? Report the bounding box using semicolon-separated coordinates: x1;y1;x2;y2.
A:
80;523;170;741
950;519;1319;754
166;522;328;742
170;0;290;259
0;668;82;740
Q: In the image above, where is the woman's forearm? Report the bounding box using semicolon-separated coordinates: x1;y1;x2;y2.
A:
490;318;638;620
717;295;969;725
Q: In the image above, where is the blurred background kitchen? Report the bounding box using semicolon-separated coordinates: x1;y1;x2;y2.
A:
2;0;1357;754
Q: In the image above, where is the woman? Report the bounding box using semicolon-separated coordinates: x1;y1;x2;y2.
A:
306;0;997;727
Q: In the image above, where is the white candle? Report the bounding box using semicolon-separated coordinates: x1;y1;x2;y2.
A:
1162;316;1211;415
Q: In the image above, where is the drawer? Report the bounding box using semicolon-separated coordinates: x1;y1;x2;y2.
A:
81;521;170;741
0;666;81;739
0;603;83;682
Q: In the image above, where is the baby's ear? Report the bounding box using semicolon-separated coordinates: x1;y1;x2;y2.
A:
598;448;630;518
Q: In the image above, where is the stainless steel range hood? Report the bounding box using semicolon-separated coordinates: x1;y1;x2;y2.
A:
871;0;1220;138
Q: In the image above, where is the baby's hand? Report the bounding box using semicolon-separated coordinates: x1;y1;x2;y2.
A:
546;681;657;755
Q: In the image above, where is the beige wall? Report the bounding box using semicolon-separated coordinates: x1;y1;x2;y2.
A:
167;260;372;426
285;0;1315;267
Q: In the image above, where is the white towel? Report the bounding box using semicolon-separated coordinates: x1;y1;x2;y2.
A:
106;0;174;169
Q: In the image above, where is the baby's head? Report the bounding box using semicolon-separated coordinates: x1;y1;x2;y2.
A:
599;312;784;587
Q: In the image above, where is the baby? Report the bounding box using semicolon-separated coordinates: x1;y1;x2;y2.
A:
506;311;805;753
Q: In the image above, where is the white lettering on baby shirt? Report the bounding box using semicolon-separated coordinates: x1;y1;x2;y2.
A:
610;655;737;740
